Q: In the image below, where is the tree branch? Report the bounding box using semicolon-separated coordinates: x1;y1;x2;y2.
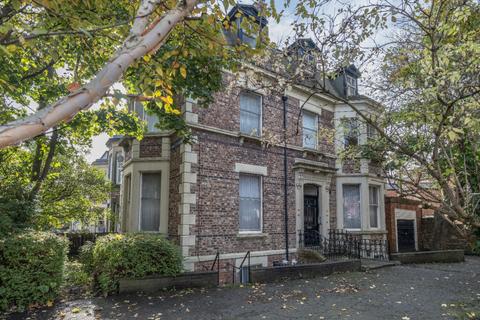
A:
0;0;199;148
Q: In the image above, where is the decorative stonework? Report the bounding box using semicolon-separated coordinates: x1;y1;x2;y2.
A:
178;98;199;271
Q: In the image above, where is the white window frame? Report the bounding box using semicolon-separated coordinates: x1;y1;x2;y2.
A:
115;153;124;185
107;152;113;180
367;123;376;140
238;174;263;234
342;184;362;231
368;185;380;229
240;91;262;137
138;171;162;232
302;110;318;150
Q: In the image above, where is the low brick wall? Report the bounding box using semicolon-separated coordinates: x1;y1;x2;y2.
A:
119;271;218;293
390;250;464;264
250;260;361;283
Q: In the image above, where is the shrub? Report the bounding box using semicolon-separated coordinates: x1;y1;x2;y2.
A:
0;231;68;311
79;241;95;274
297;249;327;264
91;233;182;294
63;260;91;288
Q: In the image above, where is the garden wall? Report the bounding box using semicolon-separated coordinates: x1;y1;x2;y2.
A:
390;249;464;264
250;260;361;283
119;271;218;293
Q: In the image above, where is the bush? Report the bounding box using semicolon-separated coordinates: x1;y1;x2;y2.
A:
297;249;327;264
64;260;91;288
0;231;68;311
79;241;94;274
91;233;182;294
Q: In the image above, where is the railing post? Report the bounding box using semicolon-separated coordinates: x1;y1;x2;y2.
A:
248;252;251;284
217;258;220;285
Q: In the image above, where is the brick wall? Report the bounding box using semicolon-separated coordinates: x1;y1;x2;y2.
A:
385;197;422;253
186;76;337;258
139;136;163;158
421;213;467;251
191;130;298;256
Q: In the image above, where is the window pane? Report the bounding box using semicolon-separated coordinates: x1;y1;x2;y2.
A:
369;186;378;205
146;113;159;132
344;118;359;147
240;110;260;136
303;111;316;130
239;175;261;231
141;173;161;231
240;93;261;136
303;111;317;149
369;205;378;228
369;186;379;228
115;154;123;185
134;101;144;120
343;184;361;229
240;93;261;114
303;128;317;149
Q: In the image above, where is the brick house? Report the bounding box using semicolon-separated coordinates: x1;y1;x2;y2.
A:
102;4;387;277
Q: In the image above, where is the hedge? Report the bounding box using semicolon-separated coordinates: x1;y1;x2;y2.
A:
87;233;182;295
0;231;68;311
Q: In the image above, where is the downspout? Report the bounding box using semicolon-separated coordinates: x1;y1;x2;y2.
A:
282;95;289;261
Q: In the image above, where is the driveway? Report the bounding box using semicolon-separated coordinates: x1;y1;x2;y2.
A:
7;256;480;320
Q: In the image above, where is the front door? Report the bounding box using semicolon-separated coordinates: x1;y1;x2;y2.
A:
397;219;416;252
304;195;320;246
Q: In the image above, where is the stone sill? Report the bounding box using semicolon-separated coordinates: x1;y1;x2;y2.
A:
346;230;388;235
239;133;263;144
236;233;268;239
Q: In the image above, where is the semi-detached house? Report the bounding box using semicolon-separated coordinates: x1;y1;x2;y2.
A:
102;4;387;280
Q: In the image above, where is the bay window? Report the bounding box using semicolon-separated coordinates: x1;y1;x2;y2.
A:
369;185;379;228
140;172;161;231
343;184;361;229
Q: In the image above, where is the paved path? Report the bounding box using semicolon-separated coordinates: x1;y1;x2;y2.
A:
8;257;480;320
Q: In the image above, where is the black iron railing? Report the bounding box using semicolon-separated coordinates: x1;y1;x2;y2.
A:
229;251;251;285
298;229;389;261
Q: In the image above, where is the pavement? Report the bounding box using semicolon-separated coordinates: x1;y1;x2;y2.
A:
6;256;480;320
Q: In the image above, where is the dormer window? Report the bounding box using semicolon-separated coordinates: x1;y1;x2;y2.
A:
239;25;258;48
346;75;357;96
225;4;267;48
129;100;159;133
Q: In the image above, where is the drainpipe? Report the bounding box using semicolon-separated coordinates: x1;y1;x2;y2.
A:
282;95;289;262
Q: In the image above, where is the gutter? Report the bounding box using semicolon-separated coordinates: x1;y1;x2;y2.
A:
282;95;289;261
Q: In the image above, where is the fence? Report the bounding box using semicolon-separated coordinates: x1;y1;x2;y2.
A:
298;229;389;261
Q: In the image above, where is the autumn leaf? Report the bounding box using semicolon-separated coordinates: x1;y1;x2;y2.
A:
67;82;81;92
180;66;187;78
